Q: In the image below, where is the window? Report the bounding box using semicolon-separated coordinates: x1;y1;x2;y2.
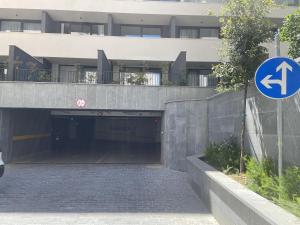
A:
60;23;104;36
0;21;41;33
91;24;104;36
70;23;90;35
0;21;22;32
121;26;162;38
179;28;198;39
142;27;161;38
59;66;77;83
23;22;41;33
199;28;219;38
120;67;161;86
121;26;141;37
81;68;97;84
179;27;220;39
188;69;212;87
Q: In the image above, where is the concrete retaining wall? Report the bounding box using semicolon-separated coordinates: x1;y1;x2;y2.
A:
187;156;300;225
0;82;215;111
163;100;208;171
207;85;300;167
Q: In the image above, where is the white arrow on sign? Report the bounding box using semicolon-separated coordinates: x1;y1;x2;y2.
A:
261;61;293;95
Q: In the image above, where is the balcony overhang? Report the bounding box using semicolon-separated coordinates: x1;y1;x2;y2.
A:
0;0;297;26
0;32;222;63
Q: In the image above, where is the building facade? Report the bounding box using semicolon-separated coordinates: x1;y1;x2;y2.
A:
0;0;297;170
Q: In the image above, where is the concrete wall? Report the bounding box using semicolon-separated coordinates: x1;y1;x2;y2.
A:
207;85;300;167
187;156;300;225
7;45;51;81
0;109;51;162
0;82;215;111
169;51;186;85
163;99;208;171
97;50;112;84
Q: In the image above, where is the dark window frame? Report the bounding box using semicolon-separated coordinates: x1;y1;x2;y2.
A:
59;21;105;35
0;19;41;32
178;26;220;39
120;24;162;38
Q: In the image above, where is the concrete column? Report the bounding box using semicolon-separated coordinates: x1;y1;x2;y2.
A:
169;51;187;85
51;64;59;82
97;50;112;84
7;46;16;81
169;16;177;38
112;65;120;83
107;14;114;36
0;109;13;162
41;11;60;33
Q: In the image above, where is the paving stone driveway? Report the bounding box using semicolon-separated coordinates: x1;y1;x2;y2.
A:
0;164;218;225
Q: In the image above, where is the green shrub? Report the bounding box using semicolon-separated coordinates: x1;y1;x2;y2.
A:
246;158;279;200
279;167;300;202
205;137;240;173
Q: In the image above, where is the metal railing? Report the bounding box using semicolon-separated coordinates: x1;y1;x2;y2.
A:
14;68;52;82
3;68;218;88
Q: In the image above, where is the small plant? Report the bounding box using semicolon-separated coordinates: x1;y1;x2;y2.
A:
279;166;300;202
204;137;240;173
126;72;148;85
246;158;278;200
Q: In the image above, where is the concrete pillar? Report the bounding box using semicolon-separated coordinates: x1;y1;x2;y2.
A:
7;46;16;81
0;109;13;163
41;11;60;33
51;64;59;82
107;14;114;36
169;51;187;85
169;16;177;38
97;50;112;84
113;65;120;83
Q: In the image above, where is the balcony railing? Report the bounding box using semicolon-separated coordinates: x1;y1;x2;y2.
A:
0;68;219;88
14;68;52;82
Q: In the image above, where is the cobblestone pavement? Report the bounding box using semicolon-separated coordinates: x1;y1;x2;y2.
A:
0;164;219;225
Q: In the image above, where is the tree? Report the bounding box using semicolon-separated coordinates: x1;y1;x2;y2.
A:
280;9;300;59
212;0;274;173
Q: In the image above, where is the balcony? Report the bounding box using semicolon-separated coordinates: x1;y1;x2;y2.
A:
0;67;218;88
0;32;289;63
0;32;223;62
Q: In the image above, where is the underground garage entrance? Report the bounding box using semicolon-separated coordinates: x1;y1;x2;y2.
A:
13;110;162;164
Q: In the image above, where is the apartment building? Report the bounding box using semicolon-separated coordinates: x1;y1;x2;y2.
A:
0;0;297;169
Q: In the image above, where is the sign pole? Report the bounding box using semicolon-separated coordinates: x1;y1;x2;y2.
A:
275;31;283;177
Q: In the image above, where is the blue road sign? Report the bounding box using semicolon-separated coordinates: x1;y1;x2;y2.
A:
255;57;300;99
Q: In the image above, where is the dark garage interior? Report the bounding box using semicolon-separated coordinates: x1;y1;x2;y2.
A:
13;111;162;164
